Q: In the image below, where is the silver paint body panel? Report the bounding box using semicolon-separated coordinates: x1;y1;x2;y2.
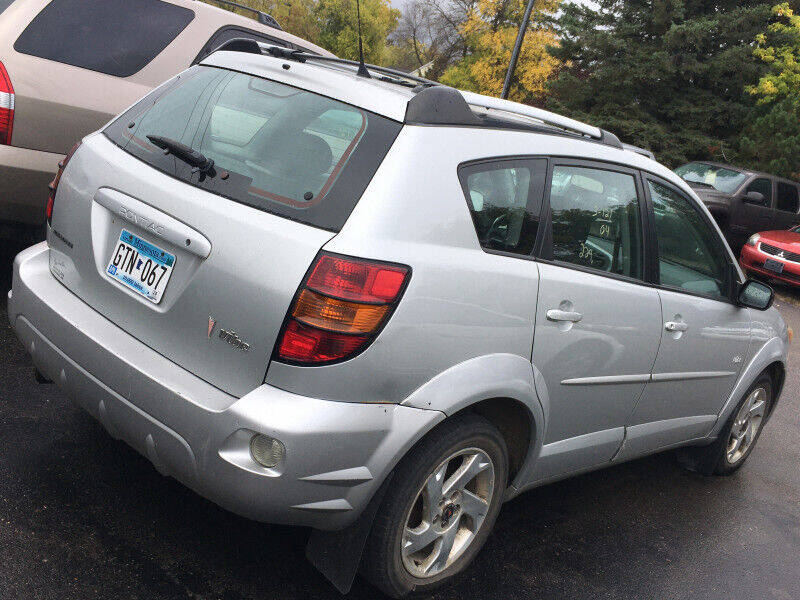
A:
9;54;789;527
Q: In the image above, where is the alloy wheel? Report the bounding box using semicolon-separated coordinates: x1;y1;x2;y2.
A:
726;387;767;465
401;448;495;579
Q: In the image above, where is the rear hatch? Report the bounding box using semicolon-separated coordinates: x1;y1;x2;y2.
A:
48;65;401;397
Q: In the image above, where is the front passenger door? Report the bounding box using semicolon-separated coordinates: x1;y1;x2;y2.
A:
620;179;750;459
531;163;663;481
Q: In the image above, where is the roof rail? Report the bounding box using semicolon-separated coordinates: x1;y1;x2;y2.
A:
459;90;611;141
622;143;655;160
200;0;282;30
209;39;440;88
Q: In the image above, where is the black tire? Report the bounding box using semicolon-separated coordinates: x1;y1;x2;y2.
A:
360;413;508;598
677;375;772;476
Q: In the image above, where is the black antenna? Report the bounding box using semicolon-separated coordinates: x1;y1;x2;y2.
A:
354;0;371;78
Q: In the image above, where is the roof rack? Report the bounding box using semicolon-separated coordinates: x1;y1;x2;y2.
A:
211;38;439;88
200;0;282;30
622;143;655;160
209;39;629;152
459;90;623;148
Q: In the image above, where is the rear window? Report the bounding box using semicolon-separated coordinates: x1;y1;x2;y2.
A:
104;66;402;231
14;0;194;77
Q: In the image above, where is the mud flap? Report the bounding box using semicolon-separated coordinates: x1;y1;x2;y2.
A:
305;472;394;594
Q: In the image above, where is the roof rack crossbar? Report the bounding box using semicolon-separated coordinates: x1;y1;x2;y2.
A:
459;90;602;140
211;38;440;88
200;0;282;30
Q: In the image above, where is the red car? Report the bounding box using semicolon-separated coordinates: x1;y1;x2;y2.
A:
740;225;800;286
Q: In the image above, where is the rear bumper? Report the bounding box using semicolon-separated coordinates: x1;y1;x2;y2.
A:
0;145;63;227
9;244;443;530
740;243;800;287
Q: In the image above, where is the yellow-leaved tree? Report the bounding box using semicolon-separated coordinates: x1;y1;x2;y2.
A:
440;0;560;102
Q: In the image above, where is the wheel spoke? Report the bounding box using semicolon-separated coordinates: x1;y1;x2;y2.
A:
422;463;447;521
460;489;489;522
749;399;766;419
728;433;743;458
426;518;460;574
403;523;439;557
443;453;490;497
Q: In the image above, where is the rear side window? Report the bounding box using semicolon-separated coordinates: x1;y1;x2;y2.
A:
104;66;401;231
14;0;194;77
459;159;547;255
776;182;800;213
546;165;643;279
0;0;15;16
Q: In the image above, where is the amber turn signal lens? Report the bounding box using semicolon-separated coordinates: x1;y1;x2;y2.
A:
788;327;794;344
293;289;389;334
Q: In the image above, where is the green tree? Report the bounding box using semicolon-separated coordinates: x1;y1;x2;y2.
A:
546;0;776;168
440;0;560;102
740;3;800;179
313;0;400;63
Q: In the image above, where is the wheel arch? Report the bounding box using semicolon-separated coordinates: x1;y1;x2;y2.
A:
400;353;545;493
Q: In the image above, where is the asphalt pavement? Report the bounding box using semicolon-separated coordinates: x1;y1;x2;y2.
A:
1;236;799;600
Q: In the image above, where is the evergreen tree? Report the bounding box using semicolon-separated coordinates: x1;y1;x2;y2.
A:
546;0;776;168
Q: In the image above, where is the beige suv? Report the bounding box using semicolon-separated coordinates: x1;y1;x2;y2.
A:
0;0;331;233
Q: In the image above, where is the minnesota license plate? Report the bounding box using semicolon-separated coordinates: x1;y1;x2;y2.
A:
764;258;784;273
106;230;175;304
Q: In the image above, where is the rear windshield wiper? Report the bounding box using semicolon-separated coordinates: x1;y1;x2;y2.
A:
147;135;216;179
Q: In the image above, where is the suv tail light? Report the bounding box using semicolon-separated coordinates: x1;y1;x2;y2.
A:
275;253;410;365
46;141;81;225
0;61;14;145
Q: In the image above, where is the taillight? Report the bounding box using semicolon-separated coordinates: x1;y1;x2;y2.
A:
275;253;410;365
0;61;14;145
46;141;81;226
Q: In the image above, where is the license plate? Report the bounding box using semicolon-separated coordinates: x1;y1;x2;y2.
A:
106;230;175;304
764;258;784;273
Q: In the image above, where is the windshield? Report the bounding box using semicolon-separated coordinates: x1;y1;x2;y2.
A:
674;162;747;194
104;66;401;231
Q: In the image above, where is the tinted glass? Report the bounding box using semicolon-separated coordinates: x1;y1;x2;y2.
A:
14;0;194;77
675;162;747;194
746;178;773;204
547;166;642;278
459;159;546;255
0;0;14;16
776;182;800;213
105;66;401;232
649;181;729;300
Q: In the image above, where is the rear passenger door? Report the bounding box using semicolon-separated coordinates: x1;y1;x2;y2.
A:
530;161;663;482
774;181;800;230
619;177;750;459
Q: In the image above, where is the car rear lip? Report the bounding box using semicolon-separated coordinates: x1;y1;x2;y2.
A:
9;243;443;530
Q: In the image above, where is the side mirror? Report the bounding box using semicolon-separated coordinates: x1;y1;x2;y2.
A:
743;191;767;206
737;279;774;310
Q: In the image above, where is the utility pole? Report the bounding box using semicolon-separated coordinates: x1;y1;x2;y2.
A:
501;0;537;99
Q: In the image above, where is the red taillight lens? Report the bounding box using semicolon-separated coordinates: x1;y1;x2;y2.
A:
275;253;410;365
47;141;81;225
0;61;14;145
306;254;408;303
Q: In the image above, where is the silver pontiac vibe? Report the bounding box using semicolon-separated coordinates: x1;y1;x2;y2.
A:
9;42;790;598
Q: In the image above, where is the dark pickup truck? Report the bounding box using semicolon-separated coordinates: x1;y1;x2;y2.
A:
675;161;800;250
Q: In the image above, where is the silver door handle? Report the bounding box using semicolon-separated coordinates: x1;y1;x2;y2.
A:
547;309;583;323
664;321;689;332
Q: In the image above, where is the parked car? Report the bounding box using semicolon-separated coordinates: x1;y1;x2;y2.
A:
675;161;800;250
0;0;331;235
8;41;790;598
740;225;800;286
